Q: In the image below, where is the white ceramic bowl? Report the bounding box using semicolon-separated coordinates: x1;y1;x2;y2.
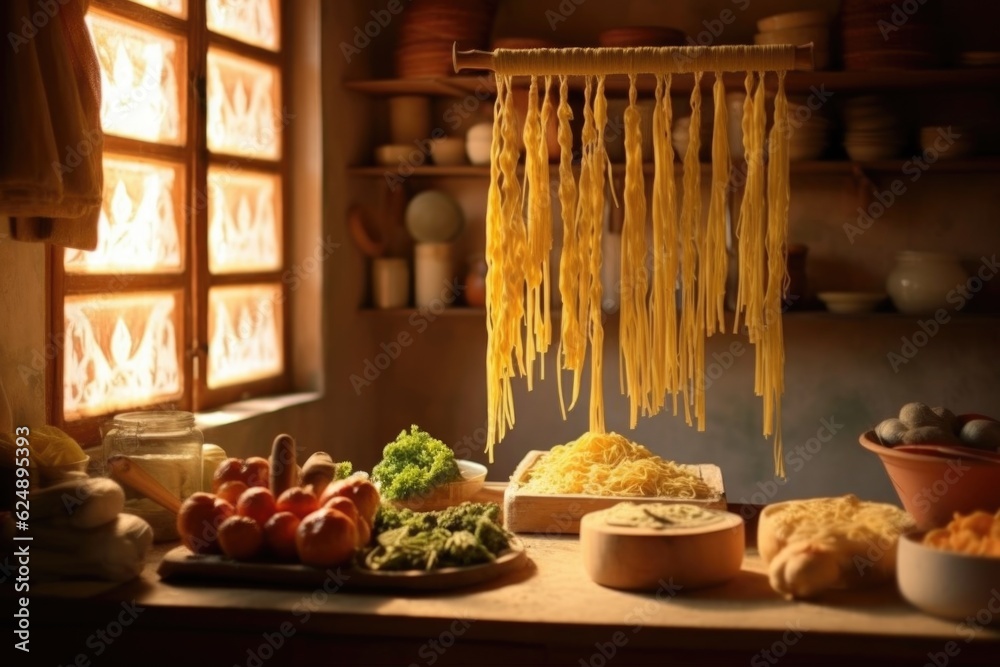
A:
466;122;493;166
375;144;423;167
817;291;887;314
897;531;1000;623
384;460;488;512
429;137;468;166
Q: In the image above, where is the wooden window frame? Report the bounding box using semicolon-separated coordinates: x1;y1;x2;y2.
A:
51;0;293;445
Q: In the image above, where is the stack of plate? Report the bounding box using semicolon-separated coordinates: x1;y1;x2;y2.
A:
786;95;832;161
841;96;905;161
395;0;498;79
754;10;831;70
597;26;687;47
840;0;940;70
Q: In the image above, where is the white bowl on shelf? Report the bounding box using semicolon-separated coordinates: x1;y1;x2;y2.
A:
466;122;493;166
375;144;423;167
430;137;468;166
817;292;887;314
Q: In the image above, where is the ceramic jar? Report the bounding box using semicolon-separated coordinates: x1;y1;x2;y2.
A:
886;251;968;314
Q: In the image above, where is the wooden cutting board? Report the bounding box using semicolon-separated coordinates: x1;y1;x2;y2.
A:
503;450;726;534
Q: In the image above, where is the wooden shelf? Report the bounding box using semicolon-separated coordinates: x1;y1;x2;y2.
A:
348;157;1000;179
344;68;1000;97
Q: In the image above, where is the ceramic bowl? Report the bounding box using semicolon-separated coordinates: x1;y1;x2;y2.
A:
429;137;468;167
466;122;493;165
897;531;1000;622
817;291;886;314
859;431;1000;529
375;144;423;167
385;460;488;512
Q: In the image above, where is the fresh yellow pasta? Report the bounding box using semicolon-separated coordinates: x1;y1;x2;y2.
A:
619;74;652;428
678;72;705;430
703;73;730;336
519;431;718;499
482;47;797;476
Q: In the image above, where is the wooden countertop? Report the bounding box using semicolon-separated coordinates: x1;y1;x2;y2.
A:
25;528;1000;667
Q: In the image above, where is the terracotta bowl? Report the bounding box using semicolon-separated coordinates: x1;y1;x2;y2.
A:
859;431;1000;529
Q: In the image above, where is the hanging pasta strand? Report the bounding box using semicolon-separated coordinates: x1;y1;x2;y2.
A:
620;73;652;427
522;75;553;390
556;75;582;420
587;76;610;433
732;73;755;334
704;73;730;336
678;72;704;429
484;75;509;460
485;74;527;461
647;76;666;412
763;71;790;477
540;77;554;371
561;77;597;418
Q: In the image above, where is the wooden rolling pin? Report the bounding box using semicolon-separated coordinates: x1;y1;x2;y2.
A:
107;455;182;515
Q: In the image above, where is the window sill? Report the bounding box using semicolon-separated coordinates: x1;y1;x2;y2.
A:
194;391;323;430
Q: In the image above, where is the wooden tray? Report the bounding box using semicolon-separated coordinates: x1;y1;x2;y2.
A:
504;450;726;534
157;538;527;591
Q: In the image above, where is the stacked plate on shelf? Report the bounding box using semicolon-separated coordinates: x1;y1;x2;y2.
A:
754;10;831;70
395;0;498;79
840;0;940;70
841;96;906;162
786;95;832;162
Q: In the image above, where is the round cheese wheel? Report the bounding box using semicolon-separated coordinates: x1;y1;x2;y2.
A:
580;503;745;591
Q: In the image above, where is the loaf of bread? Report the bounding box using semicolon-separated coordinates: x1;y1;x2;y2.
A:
758;494;915;599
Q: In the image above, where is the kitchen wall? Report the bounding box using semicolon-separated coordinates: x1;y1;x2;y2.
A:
1;0;998;508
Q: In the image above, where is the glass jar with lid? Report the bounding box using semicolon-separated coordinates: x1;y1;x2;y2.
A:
102;411;203;541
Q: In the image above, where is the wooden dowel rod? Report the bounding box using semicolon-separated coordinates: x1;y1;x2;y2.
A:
453;43;815;74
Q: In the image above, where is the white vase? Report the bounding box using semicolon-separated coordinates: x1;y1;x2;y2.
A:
886;251;968;314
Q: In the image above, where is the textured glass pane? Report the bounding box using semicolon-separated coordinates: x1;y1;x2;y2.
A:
65;156;183;274
207;0;280;51
130;0;186;17
207;49;281;159
207;284;283;388
208;168;281;274
87;13;184;144
64;292;183;419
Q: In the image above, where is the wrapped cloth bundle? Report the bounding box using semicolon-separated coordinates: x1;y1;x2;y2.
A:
1;0;103;250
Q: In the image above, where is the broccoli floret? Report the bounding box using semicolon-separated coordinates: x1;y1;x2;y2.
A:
475;515;511;555
440;530;494;567
370;425;462;500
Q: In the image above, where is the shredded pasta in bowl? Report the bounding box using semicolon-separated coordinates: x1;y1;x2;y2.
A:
517;431;719;499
